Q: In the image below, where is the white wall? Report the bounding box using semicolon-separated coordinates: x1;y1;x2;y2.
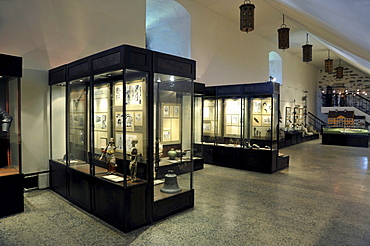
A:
179;0;319;123
21;69;49;174
16;0;147;174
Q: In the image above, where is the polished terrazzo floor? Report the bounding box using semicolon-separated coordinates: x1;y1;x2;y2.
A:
1;139;370;245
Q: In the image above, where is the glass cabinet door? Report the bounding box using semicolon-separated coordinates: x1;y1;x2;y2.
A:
203;98;222;143
153;73;193;200
250;96;277;150
50;82;66;163
68;76;90;173
194;93;203;157
0;76;21;175
92;69;148;187
223;97;244;146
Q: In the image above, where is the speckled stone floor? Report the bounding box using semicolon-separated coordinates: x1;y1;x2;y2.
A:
1;139;370;245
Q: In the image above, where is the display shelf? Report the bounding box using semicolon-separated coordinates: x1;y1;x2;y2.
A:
0;166;19;177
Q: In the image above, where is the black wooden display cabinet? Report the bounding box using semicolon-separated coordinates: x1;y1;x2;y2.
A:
49;45;196;232
202;82;289;174
0;53;23;217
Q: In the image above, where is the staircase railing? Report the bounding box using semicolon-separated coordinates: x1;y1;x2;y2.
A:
322;93;370;115
308;112;326;133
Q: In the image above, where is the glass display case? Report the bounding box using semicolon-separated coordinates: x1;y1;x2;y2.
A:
202;82;289;173
49;45;196;231
92;69;148;186
322;126;369;147
49;65;67;197
0;53;23;217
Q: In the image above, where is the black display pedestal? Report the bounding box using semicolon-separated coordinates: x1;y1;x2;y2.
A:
0;173;24;217
322;133;369;147
203;144;289;174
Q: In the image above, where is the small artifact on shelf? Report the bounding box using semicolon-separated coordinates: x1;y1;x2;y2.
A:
252;144;260;149
160;170;182;194
99;138;117;174
129;139;141;182
167;148;177;160
176;149;187;157
254;117;259;123
0;105;13;132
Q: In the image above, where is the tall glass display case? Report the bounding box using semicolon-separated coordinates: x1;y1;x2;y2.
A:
49;45;196;231
0;53;23;217
202;82;289;173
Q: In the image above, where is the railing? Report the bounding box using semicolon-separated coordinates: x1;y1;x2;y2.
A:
322;93;370;115
308;112;326;133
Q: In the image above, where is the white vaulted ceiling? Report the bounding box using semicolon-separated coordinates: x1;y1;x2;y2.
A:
0;0;369;76
192;0;370;75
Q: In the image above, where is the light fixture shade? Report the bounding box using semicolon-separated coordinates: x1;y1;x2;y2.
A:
302;44;313;62
336;66;344;79
325;58;333;73
278;27;290;50
239;1;255;33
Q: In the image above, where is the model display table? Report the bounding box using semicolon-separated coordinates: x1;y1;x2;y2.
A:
322;127;369;147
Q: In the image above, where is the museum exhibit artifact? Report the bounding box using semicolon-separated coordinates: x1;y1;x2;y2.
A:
0;53;23;217
202;82;289;173
49;44;196;231
322;127;369;148
160;170;182;194
0;106;13;132
99;138;117;174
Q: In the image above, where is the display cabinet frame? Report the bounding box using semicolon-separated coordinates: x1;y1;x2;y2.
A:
0;53;23;217
49;45;196;231
202;82;289;173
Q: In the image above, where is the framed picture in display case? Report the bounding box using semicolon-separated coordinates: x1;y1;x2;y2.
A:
126;111;134;131
261;99;272;115
262;115;272;126
114;82;124;106
135;111;143;126
203;123;211;134
253;100;261;113
126;81;143;110
285;107;291;127
252;115;262;126
161;103;181;142
94;113;107;130
115;112;124;129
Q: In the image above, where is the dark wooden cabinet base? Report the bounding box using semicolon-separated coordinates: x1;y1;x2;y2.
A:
0;173;24;217
203;144;289;174
322;133;369;147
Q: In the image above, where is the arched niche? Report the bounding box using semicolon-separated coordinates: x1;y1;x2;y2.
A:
269;51;282;84
146;0;191;58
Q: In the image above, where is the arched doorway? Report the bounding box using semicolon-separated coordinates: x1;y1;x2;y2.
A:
269;51;282;84
146;0;191;58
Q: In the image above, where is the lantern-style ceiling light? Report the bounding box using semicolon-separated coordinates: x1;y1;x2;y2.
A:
324;50;333;73
335;59;344;79
239;0;255;33
278;14;290;50
302;33;313;63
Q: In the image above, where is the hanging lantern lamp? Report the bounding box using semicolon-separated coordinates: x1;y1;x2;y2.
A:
335;59;344;79
239;0;255;33
278;14;290;50
302;33;313;63
324;50;333;73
